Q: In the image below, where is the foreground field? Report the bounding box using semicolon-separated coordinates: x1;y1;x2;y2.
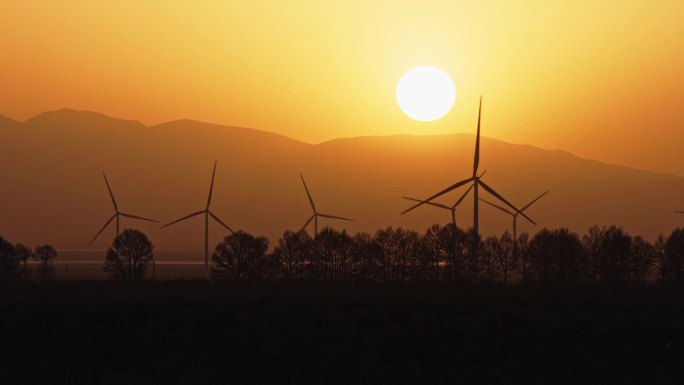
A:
1;282;683;384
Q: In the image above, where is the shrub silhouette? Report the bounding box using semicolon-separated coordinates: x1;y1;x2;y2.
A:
103;229;154;281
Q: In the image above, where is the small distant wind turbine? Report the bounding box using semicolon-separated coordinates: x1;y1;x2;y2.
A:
160;161;234;267
480;191;549;240
401;96;534;242
402;171;487;229
298;174;355;237
89;173;158;245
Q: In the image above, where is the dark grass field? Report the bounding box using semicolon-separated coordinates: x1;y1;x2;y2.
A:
1;282;684;385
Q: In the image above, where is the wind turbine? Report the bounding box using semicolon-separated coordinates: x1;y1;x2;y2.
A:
298;174;355;237
160;161;234;267
402;171;486;229
480;191;549;240
89;173;158;245
401;96;535;242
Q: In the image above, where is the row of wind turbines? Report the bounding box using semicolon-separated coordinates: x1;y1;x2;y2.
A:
90;163;354;267
89;97;551;267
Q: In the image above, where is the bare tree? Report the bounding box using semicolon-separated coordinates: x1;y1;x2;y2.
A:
103;229;154;281
497;231;516;285
654;233;667;284
664;228;684;284
350;232;379;283
516;232;531;285
0;236;18;284
629;236;655;286
273;230;312;283
34;245;57;282
14;244;33;281
481;236;499;282
211;231;268;283
583;225;603;283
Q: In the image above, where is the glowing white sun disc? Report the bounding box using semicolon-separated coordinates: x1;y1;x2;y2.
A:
396;66;455;121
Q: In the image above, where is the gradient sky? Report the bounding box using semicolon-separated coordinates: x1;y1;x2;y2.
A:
1;1;683;173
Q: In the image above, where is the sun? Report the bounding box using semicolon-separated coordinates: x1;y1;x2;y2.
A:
396;66;456;122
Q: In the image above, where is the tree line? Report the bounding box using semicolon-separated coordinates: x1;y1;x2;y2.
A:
0;236;57;283
208;225;684;287
2;225;684;286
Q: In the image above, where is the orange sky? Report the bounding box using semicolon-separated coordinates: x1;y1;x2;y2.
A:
1;1;683;174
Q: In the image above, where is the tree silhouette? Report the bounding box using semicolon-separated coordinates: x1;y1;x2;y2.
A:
516;232;531;285
14;244;33;281
373;227;421;284
481;236;499;282
422;224;448;282
496;231;516;285
103;229;154;281
313;228;354;283
583;225;603;283
34;245;57;282
273;230;312;283
597;226;632;286
210;231;269;283
529;228;583;286
351;232;380;283
463;229;482;284
629;236;655;286
0;236;18;284
654;233;667;283
663;228;684;284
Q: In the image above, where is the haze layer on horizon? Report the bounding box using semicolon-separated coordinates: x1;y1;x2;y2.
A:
1;1;683;175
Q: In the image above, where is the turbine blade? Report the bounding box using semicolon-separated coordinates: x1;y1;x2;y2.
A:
207;160;217;209
300;174;316;212
520;190;550;212
159;210;205;229
119;212;159;223
479;170;487;179
318;213;355;222
88;214;117;245
298;215;315;234
401;177;474;215
102;172;118;212
479;198;514;216
402;197;451;210
472;96;482;177
453;184;475;208
208;211;234;234
478;180;536;225
676;211;684;214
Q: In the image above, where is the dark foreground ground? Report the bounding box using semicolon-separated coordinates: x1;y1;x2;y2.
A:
1;282;683;385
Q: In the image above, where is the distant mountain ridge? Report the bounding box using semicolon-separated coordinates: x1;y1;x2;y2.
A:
1;109;683;256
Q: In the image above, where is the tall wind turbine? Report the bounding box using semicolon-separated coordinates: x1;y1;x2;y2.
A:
480;191;549;240
401;96;534;242
89;172;158;245
402;171;486;229
160;161;234;267
298;174;355;237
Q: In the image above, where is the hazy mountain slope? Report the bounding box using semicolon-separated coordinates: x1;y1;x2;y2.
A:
0;114;21;129
1;110;683;259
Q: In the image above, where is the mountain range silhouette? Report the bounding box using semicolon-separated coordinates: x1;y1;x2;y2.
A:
1;109;683;255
